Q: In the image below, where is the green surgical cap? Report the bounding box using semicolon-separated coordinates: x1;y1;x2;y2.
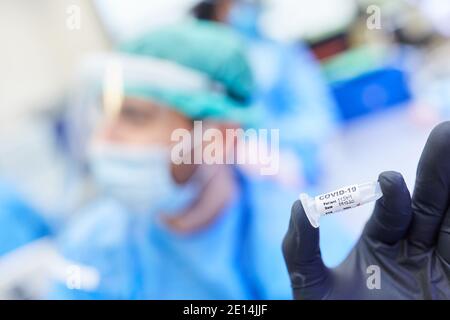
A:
120;20;257;125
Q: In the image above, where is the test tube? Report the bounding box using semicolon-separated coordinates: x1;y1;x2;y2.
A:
299;181;383;228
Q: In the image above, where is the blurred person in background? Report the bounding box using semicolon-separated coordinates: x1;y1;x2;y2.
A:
192;0;339;188
191;0;357;267
50;20;295;299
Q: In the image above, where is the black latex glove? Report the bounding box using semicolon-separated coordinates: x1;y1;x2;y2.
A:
283;121;450;299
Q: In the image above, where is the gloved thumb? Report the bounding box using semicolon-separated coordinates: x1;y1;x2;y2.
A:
282;200;330;299
363;171;412;245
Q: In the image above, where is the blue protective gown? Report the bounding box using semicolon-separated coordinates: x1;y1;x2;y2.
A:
0;181;50;256
50;170;296;299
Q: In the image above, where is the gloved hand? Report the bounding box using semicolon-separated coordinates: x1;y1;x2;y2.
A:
283;122;450;299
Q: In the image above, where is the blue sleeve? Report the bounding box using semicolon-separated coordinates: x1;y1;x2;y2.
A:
288;44;337;112
245;179;297;299
0;182;50;256
47;200;134;300
271;44;338;144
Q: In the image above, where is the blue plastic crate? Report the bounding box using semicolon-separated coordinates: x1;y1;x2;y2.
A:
331;68;412;121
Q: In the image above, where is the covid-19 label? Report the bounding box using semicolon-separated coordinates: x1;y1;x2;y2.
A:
314;184;361;215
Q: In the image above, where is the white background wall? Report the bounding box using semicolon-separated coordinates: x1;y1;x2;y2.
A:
0;0;109;212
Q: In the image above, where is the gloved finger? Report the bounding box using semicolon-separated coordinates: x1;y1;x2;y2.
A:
408;122;450;250
363;171;412;245
282;200;330;299
437;207;450;263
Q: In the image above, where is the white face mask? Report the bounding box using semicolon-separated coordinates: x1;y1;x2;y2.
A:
87;143;201;215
